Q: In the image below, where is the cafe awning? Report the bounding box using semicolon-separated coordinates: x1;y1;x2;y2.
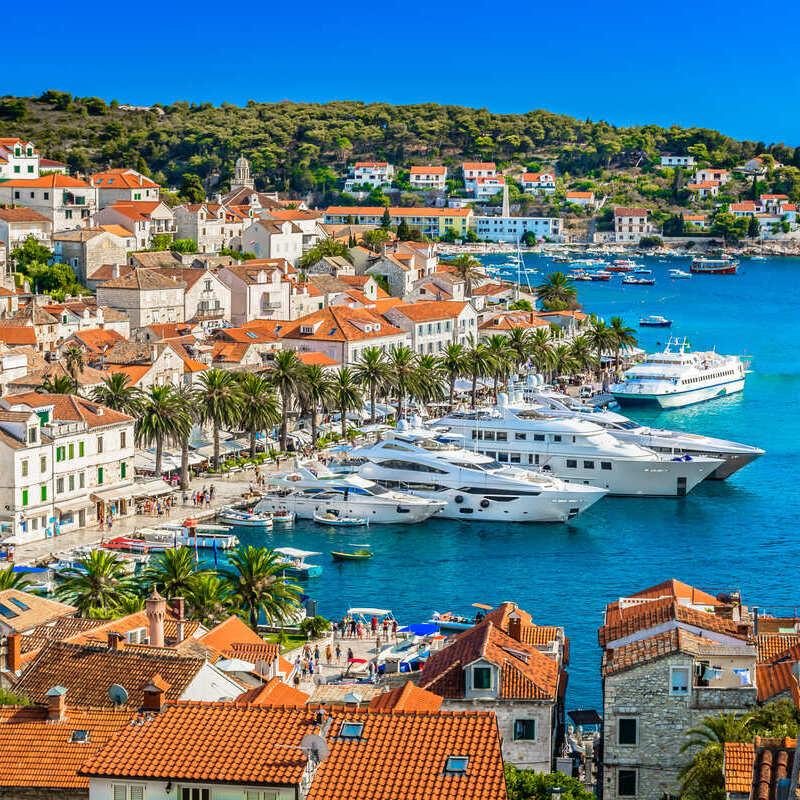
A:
91;485;135;504
55;498;89;514
133;479;174;497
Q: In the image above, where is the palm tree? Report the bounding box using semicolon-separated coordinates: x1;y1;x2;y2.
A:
505;327;532;372
484;334;512;402
464;337;494;409
448;254;483;296
438;342;468;409
414;354;445;404
136;384;181;476
609;316;638;372
221;545;303;628
298;238;353;269
585;319;615;378
270;350;305;451
196;369;241;471
528;328;554;377
185;574;233;627
300;364;333;446
91;372;144;416
332;368;362;438
172;383;197;491
534;272;577;310
387;345;418;420
38;374;76;394
110;594;146;617
56;550;133;615
141;547;207;598
680;712;755;754
353;347;392;424
63;344;85;394
569;335;597;377
551;344;578;381
0;565;31;590
237;373;280;458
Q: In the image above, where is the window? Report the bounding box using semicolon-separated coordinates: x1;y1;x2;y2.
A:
473;666;492;689
27;427;37;444
69;474;75;491
121;462;127;479
40;455;46;473
79;441;84;457
68;443;74;460
601;461;612;470
566;459;577;468
97;436;103;454
484;431;495;441
180;789;208;800
514;433;526;440
617;769;637;796
97;467;104;485
618;718;638;745
21;460;28;477
70;729;89;742
583;460;594;469
553;435;562;442
496;431;507;441
56;446;65;462
79;472;85;488
445;756;469;773
670;666;690;695
514;719;537;740
41;485;47;502
533;434;545;442
339;721;364;739
56;477;64;494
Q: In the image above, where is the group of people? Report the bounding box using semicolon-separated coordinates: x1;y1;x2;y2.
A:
333;614;398;641
137;495;175;517
292;641;354;687
183;485;216;507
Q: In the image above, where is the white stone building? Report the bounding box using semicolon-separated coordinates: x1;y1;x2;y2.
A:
613;207;653;243
90;168;161;209
409;165;447;190
0;206;52;251
475;215;562;242
345;161;394;191
660;155;696;168
173;203;249;253
521;172;557;195
237;218;304;264
382;300;476;353
92;201;176;250
463;161;497;185
0;175;96;232
219;260;292;324
472;175;505;199
96;268;185;328
148;267;232;329
52;227;128;285
0;139;40;180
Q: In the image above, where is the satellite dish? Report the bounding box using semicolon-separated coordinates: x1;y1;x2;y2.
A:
108;684;129;706
300;733;329;764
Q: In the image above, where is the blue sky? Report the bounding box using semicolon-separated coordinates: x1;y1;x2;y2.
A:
5;0;799;144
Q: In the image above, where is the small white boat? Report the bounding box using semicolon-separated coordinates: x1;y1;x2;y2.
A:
669;269;691;279
313;511;368;527
272;510;295;524
218;508;274;529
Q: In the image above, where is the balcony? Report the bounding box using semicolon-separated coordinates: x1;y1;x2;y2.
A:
62;194;88;207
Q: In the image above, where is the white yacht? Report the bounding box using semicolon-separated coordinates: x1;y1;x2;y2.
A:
345;424;607;522
255;465;445;524
433;401;722;497
610;337;746;409
525;390;764;480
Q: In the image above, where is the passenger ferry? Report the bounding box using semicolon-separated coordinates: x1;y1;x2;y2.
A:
690;257;738;275
610;337;747;409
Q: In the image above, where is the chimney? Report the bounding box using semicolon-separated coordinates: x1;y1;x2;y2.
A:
6;632;21;672
107;630;125;651
170;596;185;642
508;609;522;642
45;685;67;721
141;674;169;713
111;264;120;279
149;344;158;363
145;586;166;647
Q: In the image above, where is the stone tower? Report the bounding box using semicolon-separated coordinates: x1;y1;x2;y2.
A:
231;155;254;192
145;586;166;648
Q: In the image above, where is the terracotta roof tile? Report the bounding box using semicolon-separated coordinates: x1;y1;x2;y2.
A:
0;326;37;346
0;590;76;634
5;393;133;428
0;175;90;189
20;617;106;656
724;741;755;794
200;615;265;650
0;705;132;789
758;634;800;664
14;641;206;707
91;169;159;189
386;301;467;323
0;206;51;223
235;677;309;707
98;267;184;291
756;661;800;702
369;682;443;712
281;306;406;343
297;351;339;367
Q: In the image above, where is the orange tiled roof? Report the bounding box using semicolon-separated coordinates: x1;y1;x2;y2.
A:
0;326;37;346
91;168;159;189
410;165;446;175
606;578;722;609
222;640;279;665
325;206;472;218
0;590;75;634
756;660;800;702
369;682;443;712
200;615;266;650
236;677;309;707
83;704;506;800
217;327;279;343
13;641;206;707
463;162;496;171
566;191;594;198
387;301;467;322
614;206;649;216
0;174;90;188
297;351;340;366
212;341;252;363
724;741;755;794
281;306;406;343
0;705;132;789
480;602;561;648
522;172;555;182
68;327;126;354
104;364;151;385
5;393;133;428
419;620;559;700
0;206;51;223
758;634;800;663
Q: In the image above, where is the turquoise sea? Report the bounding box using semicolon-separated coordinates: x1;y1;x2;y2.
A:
209;253;800;713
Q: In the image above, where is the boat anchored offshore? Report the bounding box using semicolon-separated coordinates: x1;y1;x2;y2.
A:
433;400;722;497
524;389;764;480
255;464;444;524
610;337;747;409
274;547;323;578
669;269;691;279
691;257;738;274
217;508;274;529
314;511;368;527
639;315;672;327
344;421;607;521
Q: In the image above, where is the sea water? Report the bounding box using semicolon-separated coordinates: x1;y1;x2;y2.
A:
208;253;800;713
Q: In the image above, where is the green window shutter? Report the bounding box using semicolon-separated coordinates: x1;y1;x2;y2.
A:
98;467;103;485
120;462;127;479
21;490;28;506
79;441;84;457
40;486;46;502
68;443;74;459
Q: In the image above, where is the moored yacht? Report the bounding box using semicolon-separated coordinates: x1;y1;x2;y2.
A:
610;337;747;408
433;402;722;497
255;465;445;524
345;424;607;522
524;390;764;480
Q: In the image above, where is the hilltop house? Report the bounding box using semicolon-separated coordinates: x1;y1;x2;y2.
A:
92;201;176;250
52;227;128;285
0;206;52;251
238;218;304;264
566;190;596;208
90;168;161;209
463;162;497;185
344;161;395;191
0;138;41;180
521;172;557;195
686;180;720;199
613;207;653;243
694;168;730;185
473;175;505;200
660;155;696;168
0;175;96;231
409;165;448;190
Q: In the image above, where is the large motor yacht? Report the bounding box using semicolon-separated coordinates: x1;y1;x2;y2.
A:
433;401;722;497
344;423;607;522
255;465;445;524
523;390;764;480
610;337;746;409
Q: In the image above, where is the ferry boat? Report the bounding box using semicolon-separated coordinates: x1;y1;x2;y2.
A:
610;337;747;409
639;315;672;327
690;257;738;275
433;400;722;497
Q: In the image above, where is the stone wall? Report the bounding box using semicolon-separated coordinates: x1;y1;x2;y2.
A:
602;653;757;800
0;789;87;800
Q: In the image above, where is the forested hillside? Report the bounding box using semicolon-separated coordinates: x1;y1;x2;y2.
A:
2;90;797;199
